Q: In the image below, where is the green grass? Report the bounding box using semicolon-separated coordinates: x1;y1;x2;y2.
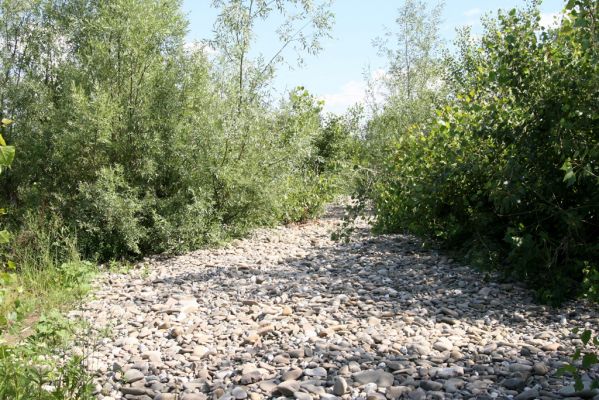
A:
0;311;95;400
0;213;97;399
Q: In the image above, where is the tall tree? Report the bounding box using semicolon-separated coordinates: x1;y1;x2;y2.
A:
210;0;334;162
364;0;446;161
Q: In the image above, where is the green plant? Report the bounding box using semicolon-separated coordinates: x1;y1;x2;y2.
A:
358;0;598;304
0;342;94;400
558;328;599;392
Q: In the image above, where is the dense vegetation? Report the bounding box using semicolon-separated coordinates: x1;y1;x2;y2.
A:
0;0;597;396
359;0;598;305
0;0;356;264
0;0;357;396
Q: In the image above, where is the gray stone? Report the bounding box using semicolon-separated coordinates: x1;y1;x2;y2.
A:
420;380;443;391
386;386;410;399
277;381;300;396
408;388;427;400
333;376;348;396
282;368;303;381
232;387;248;399
304;367;327;378
353;370;395;387
180;394;208;400
533;362;549;375
515;389;539;400
502;377;526;390
120;386;147;396
123;369;145;383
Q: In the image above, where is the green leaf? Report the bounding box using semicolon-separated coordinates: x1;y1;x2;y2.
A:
575;377;584;392
0;118;12;126
581;329;592;345
556;364;577;376
573;348;582;360
0;145;15;167
0;230;10;244
561;159;576;186
582;353;598;369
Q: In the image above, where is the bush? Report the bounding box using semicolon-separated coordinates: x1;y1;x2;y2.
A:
364;0;598;304
0;1;353;264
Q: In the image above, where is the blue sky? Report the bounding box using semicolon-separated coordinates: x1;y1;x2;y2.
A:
182;0;565;113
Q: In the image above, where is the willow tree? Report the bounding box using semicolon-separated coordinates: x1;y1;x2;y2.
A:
210;0;334;162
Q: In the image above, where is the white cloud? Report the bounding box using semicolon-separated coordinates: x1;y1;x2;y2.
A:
540;12;562;29
320;80;367;114
464;8;481;17
319;69;387;114
184;40;219;57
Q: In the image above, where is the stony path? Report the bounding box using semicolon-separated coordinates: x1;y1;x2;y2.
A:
72;205;598;400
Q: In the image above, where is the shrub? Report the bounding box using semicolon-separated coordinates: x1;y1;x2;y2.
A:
364;0;598;304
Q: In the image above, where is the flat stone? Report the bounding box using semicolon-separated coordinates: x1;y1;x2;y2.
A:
304;367;327;377
420;380;443;391
502;377;526;390
433;339;452;352
432;366;463;379
180;394;208;400
232;387;248;399
408;388;426;400
294;392;313;400
282;368;303;381
353;370;395;387
123;369;144;383
120;386;147;395
277;381;300;396
333;376;348;396
515;389;539;400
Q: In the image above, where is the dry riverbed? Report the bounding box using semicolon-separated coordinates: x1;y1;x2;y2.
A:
70;205;598;400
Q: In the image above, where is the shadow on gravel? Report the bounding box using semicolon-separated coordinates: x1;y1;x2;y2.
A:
137;211;598;399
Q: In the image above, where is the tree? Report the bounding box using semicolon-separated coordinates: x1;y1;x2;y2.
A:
364;0;446;152
374;0;445;103
210;0;334;162
0;118;14;248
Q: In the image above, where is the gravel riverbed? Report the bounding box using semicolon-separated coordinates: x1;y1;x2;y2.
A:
70;205;598;400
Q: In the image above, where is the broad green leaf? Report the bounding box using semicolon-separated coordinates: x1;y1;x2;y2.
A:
0;118;12;126
575;377;584;392
556;364;577;376
581;329;592;345
582;353;598;369
0;145;15;167
0;230;10;244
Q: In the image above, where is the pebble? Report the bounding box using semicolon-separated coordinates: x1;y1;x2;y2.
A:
64;202;598;400
277;380;300;396
333;376;348;396
122;369;144;383
353;370;395;387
